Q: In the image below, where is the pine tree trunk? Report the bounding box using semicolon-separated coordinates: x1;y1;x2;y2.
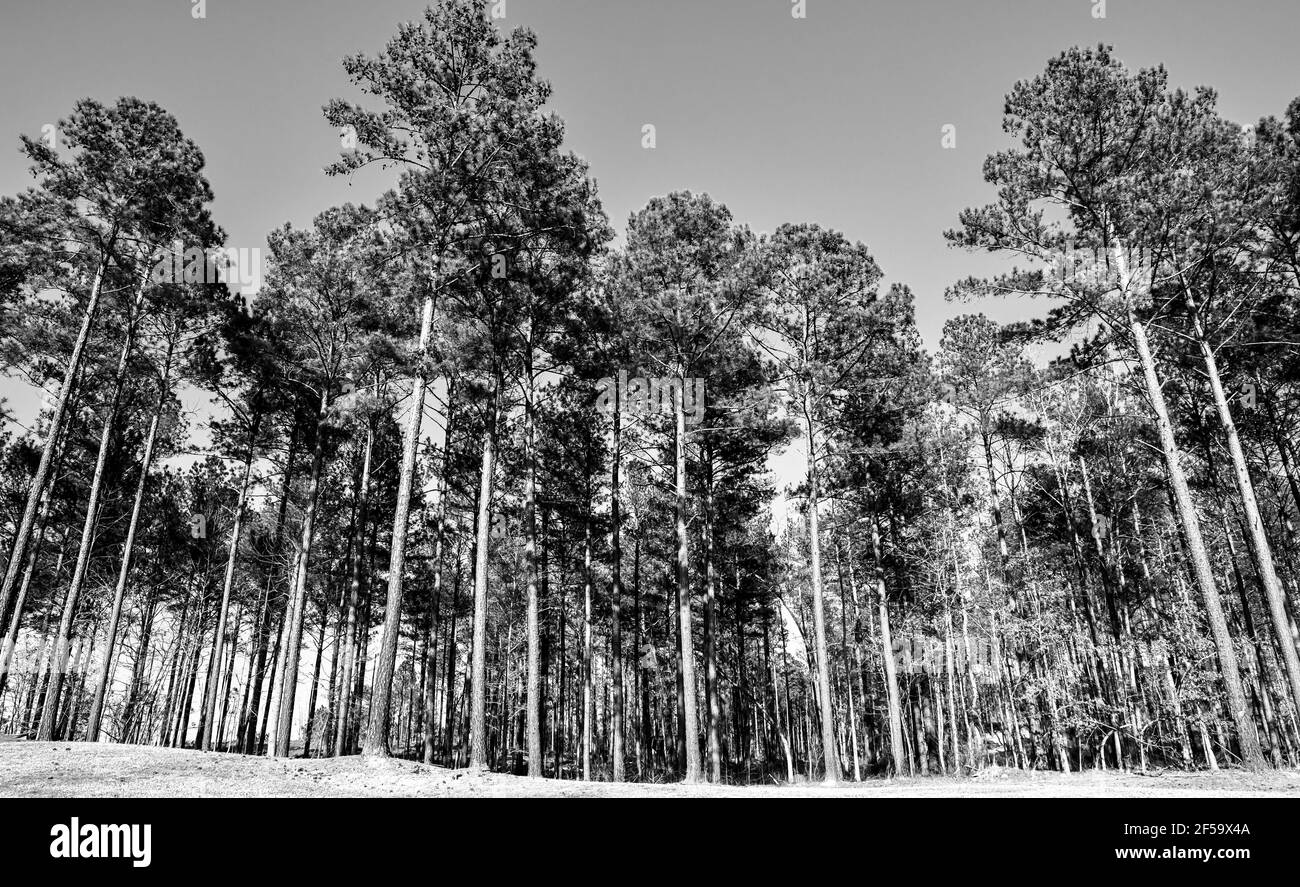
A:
85;343;176;742
872;514;906;775
1259;377;1300;522
636;537;651;774
200;411;260;750
703;448;722;782
1121;294;1264;768
422;395;453;765
774;613;795;781
524;382;543;776
581;506;594;780
216;604;243;749
302;601;327;757
175;611;204;748
365;296;435;755
802;399;841;783
469;389;499;769
835;542;862;780
155;596;189;747
943;601;962;772
0;458;63;701
1104;236;1263;768
443;545;462;762
674;378;702;782
0;257;108;627
334;420;373;757
1187;294;1300;715
348;546;376;754
274;394;329;757
38;274;144;741
241;424;299;753
609;404;625;781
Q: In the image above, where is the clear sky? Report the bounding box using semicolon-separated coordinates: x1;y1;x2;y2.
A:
3;0;1299;428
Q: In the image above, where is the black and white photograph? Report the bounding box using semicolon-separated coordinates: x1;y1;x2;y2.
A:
0;0;1297;868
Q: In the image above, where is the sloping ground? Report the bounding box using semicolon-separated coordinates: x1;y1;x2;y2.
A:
2;742;1299;797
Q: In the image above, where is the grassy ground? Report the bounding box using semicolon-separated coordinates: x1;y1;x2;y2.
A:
3;741;1299;797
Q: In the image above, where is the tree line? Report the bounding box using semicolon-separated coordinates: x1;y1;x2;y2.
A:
1;5;1298;783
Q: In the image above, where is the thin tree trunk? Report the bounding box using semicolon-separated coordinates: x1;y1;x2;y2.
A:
802;396;841;783
1112;240;1263;769
85;344;177;741
302;599;327;757
274;393;329;757
38;270;145;741
216;604;243;749
834;541;862;780
0;458;64;702
200;411;261;750
674;378;702;783
582;503;594;780
703;447;722;782
524;378;544;776
1187;293;1300;715
469;386;499;769
241;424;299;753
366;297;435;755
443;542;462;762
609;403;625;782
422;393;453;764
335;420;373;757
870;515;905;775
0;256;109;627
1126;308;1263;767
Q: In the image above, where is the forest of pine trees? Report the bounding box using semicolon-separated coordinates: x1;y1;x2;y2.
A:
2;4;1299;785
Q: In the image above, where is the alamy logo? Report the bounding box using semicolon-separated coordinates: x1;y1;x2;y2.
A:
892;634;1000;675
151;241;263;295
49;818;151;868
595;370;706;426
